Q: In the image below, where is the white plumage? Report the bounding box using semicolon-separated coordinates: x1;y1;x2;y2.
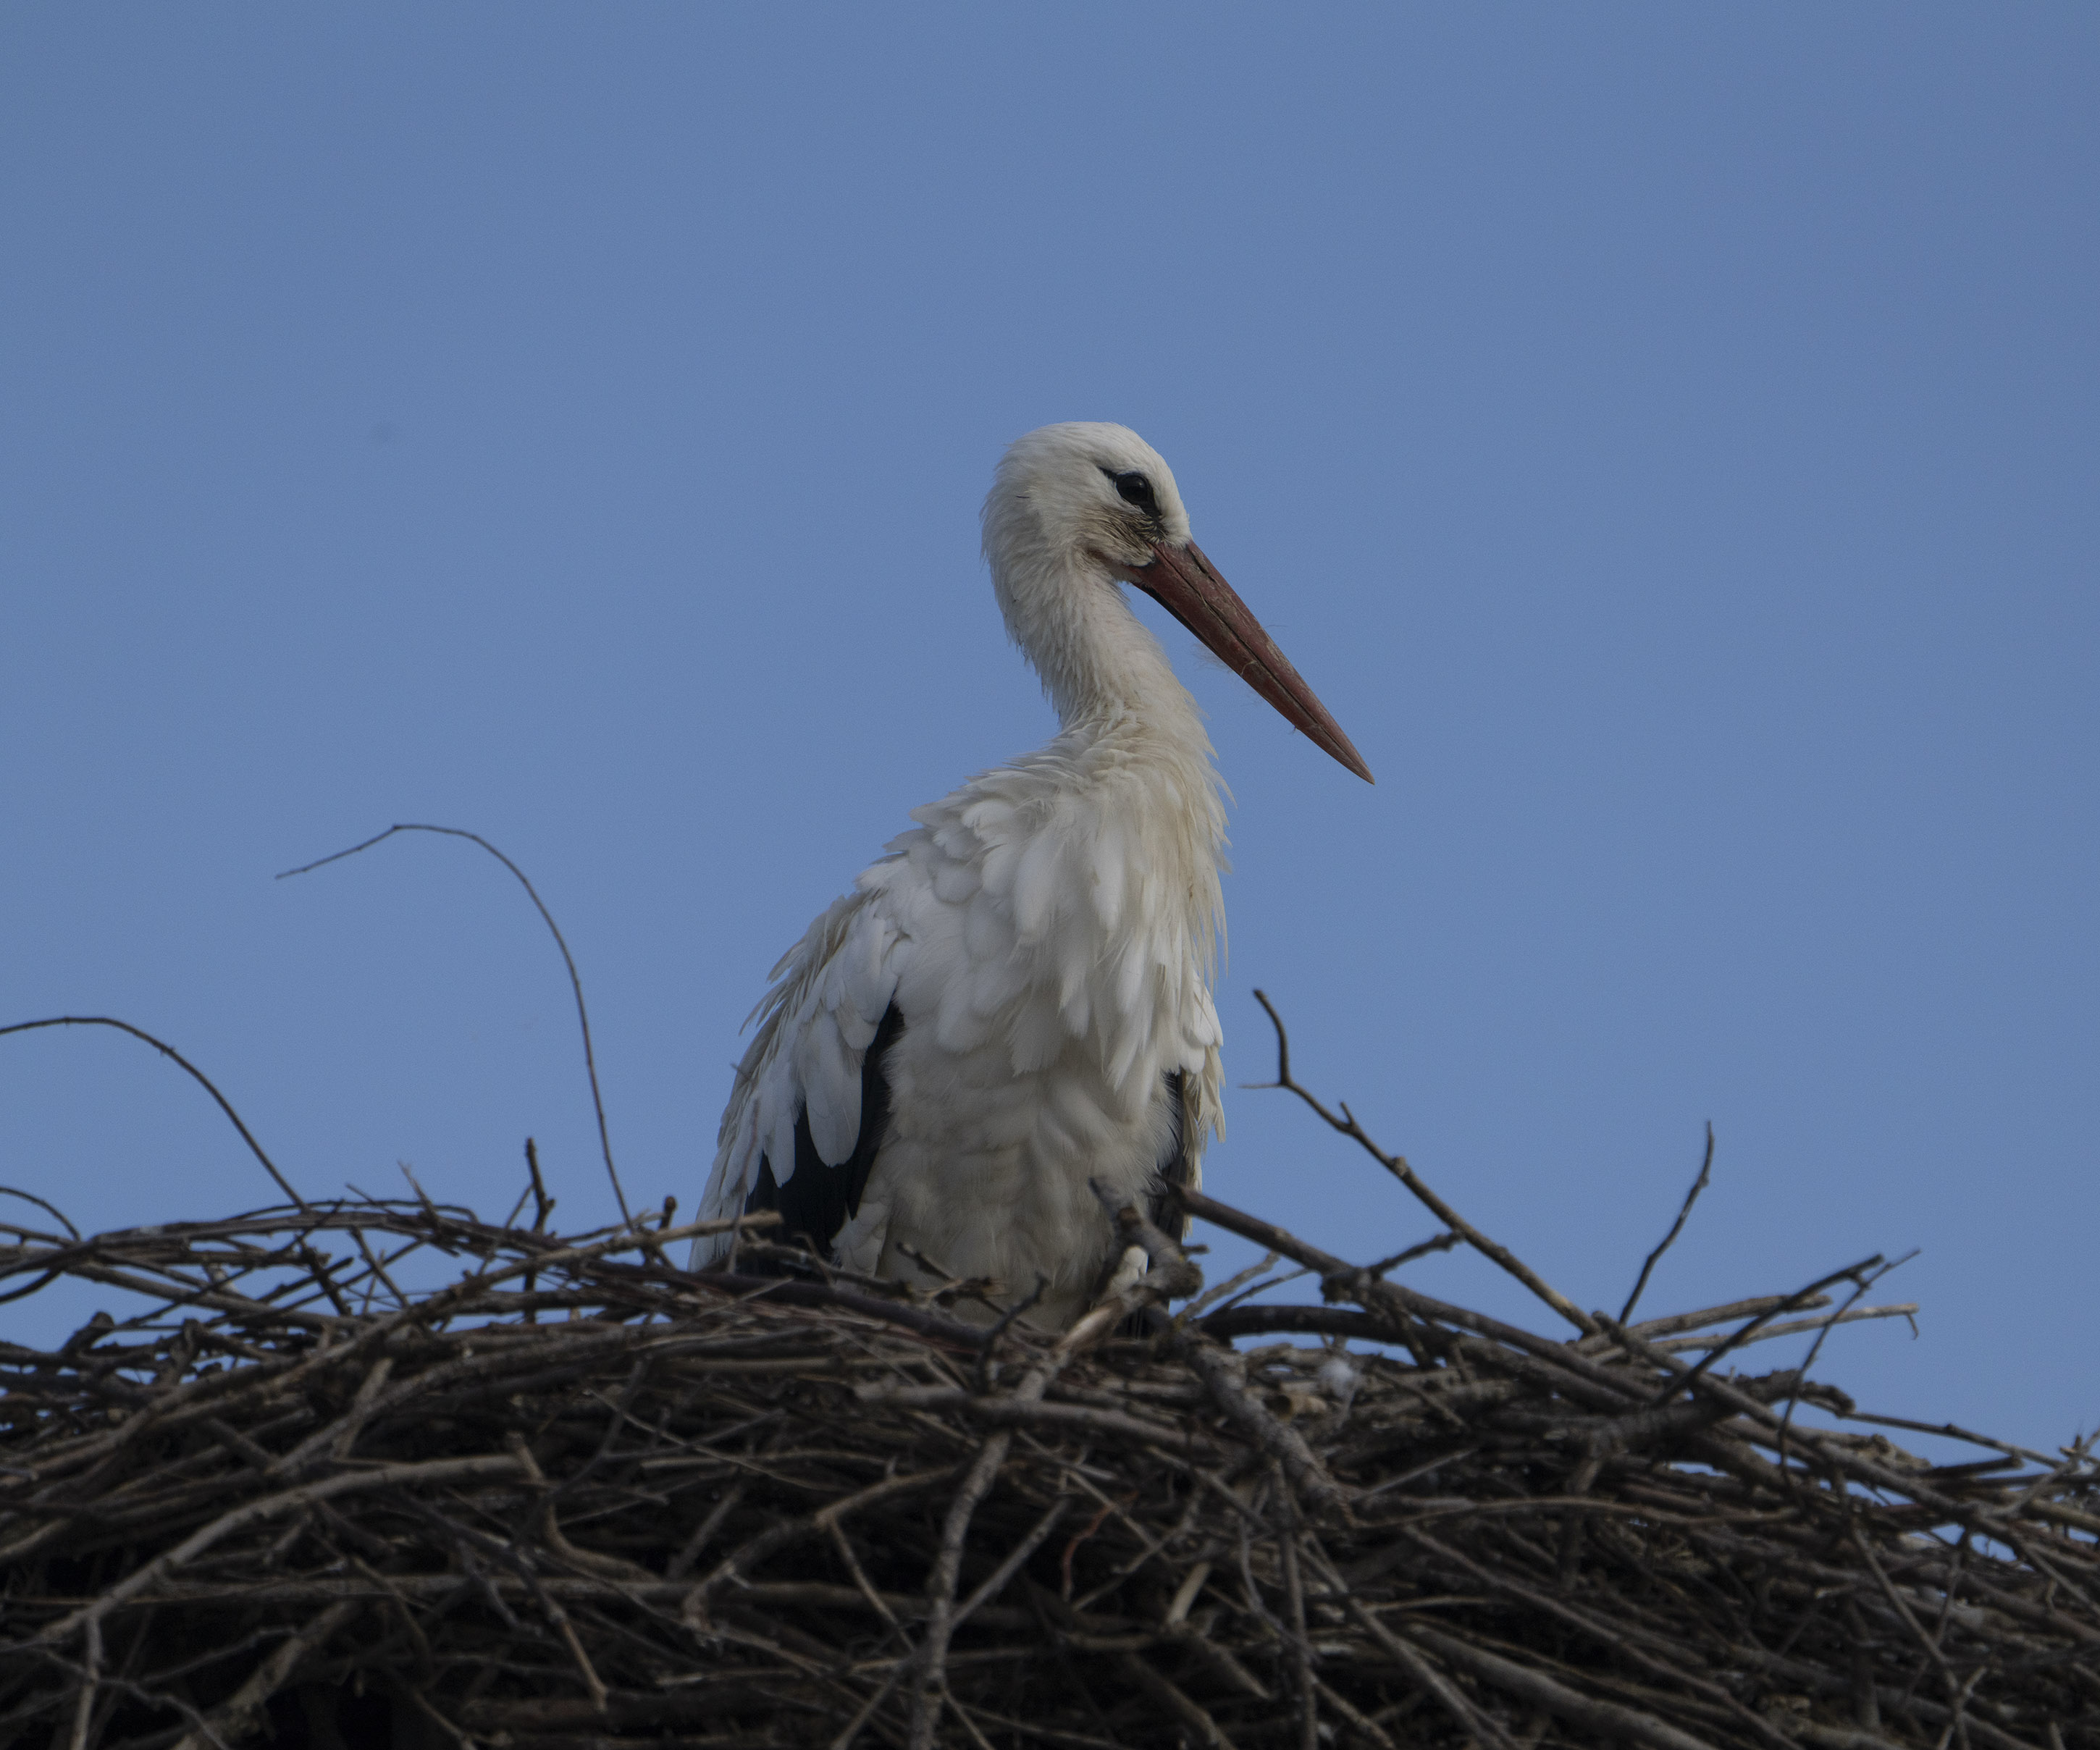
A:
692;423;1369;1327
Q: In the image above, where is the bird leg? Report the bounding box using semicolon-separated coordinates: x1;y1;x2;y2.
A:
1085;1179;1204;1325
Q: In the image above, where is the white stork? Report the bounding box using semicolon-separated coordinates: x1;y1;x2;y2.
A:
692;423;1371;1326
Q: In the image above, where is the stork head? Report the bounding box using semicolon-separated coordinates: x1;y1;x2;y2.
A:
982;421;1373;783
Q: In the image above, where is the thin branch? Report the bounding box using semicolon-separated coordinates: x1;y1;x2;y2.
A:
1618;1122;1714;1323
1364;1229;1462;1276
524;1137;558;1233
974;1277;1046;1394
0;1017;311;1214
1246;990;1596;1336
1772;1249;1918;1463
0;1184;82;1240
1647;1301;1918;1353
908;1431;1016;1750
279;823;629;1221
167;1599;364;1750
1669;1253;1889;1404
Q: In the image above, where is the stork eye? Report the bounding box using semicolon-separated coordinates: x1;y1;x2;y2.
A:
1107;469;1159;517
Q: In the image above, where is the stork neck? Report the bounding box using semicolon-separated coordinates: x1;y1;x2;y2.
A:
1005;558;1212;774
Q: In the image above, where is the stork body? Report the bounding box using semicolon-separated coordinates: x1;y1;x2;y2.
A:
693;424;1369;1326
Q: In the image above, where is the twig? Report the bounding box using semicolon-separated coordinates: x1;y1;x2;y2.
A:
1647;1303;1918;1352
1773;1250;1918;1462
1115;1649;1242;1749
1364;1229;1462;1275
0;1017;311;1214
909;1431;1017;1750
524;1136;557;1232
973;1277;1046;1394
665;1482;746;1583
278;823;630;1221
954;1495;1072;1631
1275;1488;1318;1750
1180;1343;1351;1519
1619;1122;1714;1323
1663;1253;1888;1402
66;1615;100;1750
1406;1622;1721;1750
1180;1250;1283;1321
1060;1491;1131;1600
1247;990;1597;1336
0;1183;81;1239
1339;1598;1521;1750
167;1599;364;1750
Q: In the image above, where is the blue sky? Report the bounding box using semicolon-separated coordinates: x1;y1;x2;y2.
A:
2;7;2093;1454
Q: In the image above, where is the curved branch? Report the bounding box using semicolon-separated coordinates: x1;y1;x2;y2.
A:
280;823;629;1223
0;1017;310;1214
0;1184;82;1240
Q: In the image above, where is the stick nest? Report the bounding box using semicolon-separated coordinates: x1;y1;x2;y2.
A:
3;1179;2095;1750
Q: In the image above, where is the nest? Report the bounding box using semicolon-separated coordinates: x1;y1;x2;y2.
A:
4;1148;2097;1749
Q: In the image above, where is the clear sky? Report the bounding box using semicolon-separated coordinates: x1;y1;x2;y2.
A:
2;7;2093;1455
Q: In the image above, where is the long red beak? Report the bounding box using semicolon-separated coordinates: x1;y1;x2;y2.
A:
1130;539;1374;783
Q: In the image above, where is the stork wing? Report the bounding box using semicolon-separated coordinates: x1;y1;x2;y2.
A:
692;891;905;1267
744;1001;903;1252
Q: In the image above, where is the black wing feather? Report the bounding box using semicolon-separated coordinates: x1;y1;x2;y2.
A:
1148;1068;1195;1242
744;1004;904;1255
